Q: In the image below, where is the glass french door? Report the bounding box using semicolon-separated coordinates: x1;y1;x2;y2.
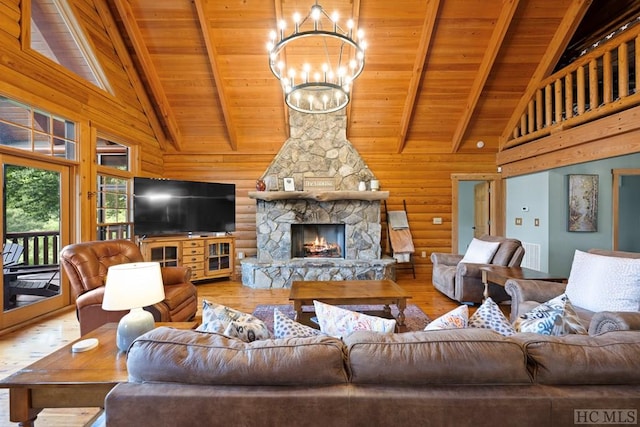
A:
0;155;70;329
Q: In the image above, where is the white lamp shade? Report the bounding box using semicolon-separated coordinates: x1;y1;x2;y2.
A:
102;262;165;311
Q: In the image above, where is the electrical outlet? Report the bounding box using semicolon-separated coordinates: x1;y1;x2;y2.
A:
433;217;443;225
421;251;427;258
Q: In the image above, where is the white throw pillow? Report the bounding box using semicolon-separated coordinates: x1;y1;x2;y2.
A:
565;250;640;312
313;300;396;338
460;238;501;263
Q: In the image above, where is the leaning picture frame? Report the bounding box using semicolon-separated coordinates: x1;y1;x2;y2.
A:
283;177;295;191
568;174;598;232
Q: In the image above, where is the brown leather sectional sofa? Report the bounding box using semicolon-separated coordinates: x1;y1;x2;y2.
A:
105;327;640;426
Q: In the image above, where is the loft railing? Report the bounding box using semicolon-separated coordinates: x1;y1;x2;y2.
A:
5;231;59;267
505;23;640;149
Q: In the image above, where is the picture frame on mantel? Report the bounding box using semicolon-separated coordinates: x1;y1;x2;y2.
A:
283;177;295;191
568;174;598;232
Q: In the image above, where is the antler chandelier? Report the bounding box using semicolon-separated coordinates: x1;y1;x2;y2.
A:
267;2;367;114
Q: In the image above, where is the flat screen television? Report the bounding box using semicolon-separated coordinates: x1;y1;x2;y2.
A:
133;177;235;237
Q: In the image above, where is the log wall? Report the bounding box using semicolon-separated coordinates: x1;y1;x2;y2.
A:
163;152;498;277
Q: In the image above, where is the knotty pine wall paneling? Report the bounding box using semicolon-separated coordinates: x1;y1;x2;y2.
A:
163;151;498;279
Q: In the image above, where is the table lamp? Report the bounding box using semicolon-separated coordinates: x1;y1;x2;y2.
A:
102;262;165;352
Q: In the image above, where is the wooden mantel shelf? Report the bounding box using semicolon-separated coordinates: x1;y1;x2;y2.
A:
248;190;389;201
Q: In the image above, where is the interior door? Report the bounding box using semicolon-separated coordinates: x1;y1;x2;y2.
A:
612;169;640;251
1;155;70;329
473;181;490;238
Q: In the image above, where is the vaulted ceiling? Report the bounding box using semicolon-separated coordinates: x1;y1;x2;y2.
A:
103;0;609;156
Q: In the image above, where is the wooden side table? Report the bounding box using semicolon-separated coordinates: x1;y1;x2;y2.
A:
0;321;198;426
480;265;567;302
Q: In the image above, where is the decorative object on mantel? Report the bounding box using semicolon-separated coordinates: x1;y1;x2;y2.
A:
370;179;380;191
266;1;367;114
248;190;389;202
283;177;296;191
304;176;336;191
358;181;367;191
255;179;266;191
265;174;279;191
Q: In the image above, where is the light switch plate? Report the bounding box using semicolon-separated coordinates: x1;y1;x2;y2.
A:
515;217;523;225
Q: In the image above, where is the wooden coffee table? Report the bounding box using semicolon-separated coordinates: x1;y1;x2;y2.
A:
0;321;197;427
289;279;412;329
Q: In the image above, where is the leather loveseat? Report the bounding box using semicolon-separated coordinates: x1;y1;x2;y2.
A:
104;326;640;426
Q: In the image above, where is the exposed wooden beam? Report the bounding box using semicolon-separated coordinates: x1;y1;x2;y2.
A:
110;0;182;150
194;0;240;151
498;0;592;149
450;0;520;153
396;0;440;154
95;0;170;151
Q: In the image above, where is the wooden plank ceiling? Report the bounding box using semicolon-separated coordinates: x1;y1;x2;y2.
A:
106;0;590;156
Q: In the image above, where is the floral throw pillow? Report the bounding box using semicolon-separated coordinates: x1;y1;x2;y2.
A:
425;305;468;331
273;308;324;339
313;300;396;338
197;300;270;342
468;297;515;336
514;293;587;336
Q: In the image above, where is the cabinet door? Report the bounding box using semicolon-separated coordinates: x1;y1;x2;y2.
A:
146;242;180;267
205;239;233;277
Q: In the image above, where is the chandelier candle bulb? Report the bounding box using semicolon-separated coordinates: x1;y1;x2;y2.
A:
267;1;366;114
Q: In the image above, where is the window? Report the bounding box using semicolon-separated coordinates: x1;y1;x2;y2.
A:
0;96;76;159
30;0;110;91
96;137;133;240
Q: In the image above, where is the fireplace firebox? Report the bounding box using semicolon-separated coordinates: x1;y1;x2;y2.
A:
291;223;345;258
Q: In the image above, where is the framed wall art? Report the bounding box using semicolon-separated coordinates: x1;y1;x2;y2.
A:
568;174;598;232
283;177;295;191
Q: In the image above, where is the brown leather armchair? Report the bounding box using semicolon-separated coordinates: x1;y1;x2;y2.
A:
60;239;198;335
505;249;640;335
431;235;524;304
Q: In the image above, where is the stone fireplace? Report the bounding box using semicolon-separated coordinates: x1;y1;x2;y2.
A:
241;110;395;288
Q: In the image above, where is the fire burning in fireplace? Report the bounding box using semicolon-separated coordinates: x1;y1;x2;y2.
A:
291;223;345;259
304;235;342;258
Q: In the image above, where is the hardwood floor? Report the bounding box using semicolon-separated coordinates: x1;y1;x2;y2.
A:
0;274;464;427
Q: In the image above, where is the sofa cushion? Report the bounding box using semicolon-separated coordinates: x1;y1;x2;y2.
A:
424;305;468;331
468;297;515;336
514;294;587;336
460;238;500;263
197;300;270;342
273;308;324;338
127;327;349;386
344;329;531;385
565;250;640;312
512;331;640;385
313;300;396;337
